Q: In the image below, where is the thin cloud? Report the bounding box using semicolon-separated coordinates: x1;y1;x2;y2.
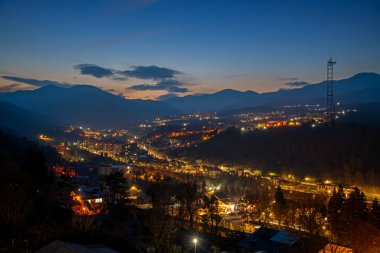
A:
128;79;188;93
2;76;74;88
0;83;22;92
285;81;310;87
123;65;180;80
276;77;299;81
168;86;188;93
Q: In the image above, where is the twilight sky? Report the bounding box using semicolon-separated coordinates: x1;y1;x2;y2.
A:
0;0;379;99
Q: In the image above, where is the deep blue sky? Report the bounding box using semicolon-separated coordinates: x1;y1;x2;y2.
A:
0;0;379;99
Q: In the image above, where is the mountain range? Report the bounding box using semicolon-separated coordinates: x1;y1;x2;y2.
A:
0;72;379;130
0;100;59;138
163;72;380;111
0;85;178;129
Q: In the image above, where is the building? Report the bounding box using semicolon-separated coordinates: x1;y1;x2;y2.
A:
318;243;353;253
96;164;130;176
70;185;105;215
54;166;77;177
215;193;236;214
318;182;336;195
238;227;325;253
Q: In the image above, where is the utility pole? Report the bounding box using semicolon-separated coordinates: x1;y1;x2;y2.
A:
326;57;336;122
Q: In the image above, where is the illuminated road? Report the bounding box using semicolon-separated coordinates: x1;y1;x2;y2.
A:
137;143;166;160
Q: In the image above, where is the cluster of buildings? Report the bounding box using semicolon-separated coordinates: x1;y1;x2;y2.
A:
70;185;105;215
79;139;149;162
54;166;77;177
238;112;326;132
218;165;357;197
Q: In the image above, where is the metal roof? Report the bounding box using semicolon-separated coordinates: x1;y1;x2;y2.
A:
270;230;301;246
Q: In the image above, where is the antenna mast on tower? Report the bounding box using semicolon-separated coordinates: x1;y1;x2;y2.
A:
327;57;336;121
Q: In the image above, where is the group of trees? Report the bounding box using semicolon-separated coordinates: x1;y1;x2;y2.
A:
201;195;222;234
0;131;138;252
327;185;380;251
234;182;380;251
241;185;327;235
0;131;71;249
141;175;200;253
259;185;380;251
106;170;128;204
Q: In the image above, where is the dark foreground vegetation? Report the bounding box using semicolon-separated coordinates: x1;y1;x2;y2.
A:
0;130;140;252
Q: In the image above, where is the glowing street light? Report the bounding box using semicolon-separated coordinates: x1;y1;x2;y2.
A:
193;238;198;253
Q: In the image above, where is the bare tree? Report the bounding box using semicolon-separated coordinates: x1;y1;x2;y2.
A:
177;175;198;230
0;183;33;238
145;208;178;253
203;195;221;235
71;214;100;235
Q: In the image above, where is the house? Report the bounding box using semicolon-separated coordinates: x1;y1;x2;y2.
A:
238;227;325;253
318;182;336;195
70;185;105;215
318;243;353;253
238;227;283;253
215;193;236;214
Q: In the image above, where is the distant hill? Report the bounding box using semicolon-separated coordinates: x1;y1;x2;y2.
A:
0;85;179;129
220;105;287;116
163;89;260;112
0;129;61;167
170;123;380;185
165;72;380;112
341;102;380;126
0;100;60;138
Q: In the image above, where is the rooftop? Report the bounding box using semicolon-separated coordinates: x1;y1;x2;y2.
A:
36;241;118;253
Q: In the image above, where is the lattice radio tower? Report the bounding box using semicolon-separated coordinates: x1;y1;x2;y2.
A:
327;57;336;121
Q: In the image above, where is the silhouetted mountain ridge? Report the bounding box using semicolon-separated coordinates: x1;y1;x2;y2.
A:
1;72;379;128
165;72;380;112
0;100;60;138
163;88;260;111
0;85;179;129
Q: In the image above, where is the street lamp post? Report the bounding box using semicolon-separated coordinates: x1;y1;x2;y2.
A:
193;238;198;253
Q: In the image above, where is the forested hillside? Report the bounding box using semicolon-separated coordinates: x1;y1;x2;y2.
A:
171;123;380;186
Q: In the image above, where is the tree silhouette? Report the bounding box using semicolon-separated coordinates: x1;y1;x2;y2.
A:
106;171;127;204
327;184;345;243
177;175;198;230
203;195;221;234
371;198;380;229
273;186;287;226
21;144;53;187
